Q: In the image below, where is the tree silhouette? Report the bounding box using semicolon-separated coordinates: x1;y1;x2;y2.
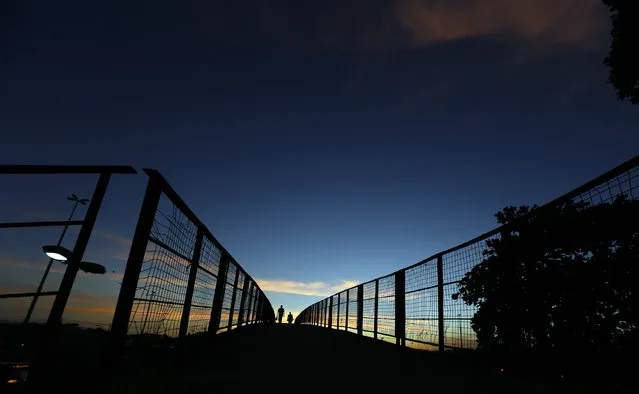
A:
453;196;638;353
602;0;639;104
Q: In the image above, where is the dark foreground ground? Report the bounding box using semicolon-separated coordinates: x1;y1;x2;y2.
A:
100;324;628;394
11;323;634;394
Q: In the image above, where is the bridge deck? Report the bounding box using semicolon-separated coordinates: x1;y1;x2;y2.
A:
65;324;624;394
88;323;615;394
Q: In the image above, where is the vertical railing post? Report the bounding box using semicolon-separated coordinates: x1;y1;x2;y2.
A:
252;285;262;323
253;291;259;324
256;296;261;323
237;276;250;327
395;270;406;346
251;290;261;324
323;300;327;326
357;284;363;336
253;287;259;323
111;174;162;340
252;291;256;324
244;282;254;326
337;292;341;329
179;228;204;339
209;252;229;336
374;279;379;339
328;296;333;328
437;254;445;352
48;173;111;326
345;290;349;331
252;289;259;323
262;296;268;323
227;266;240;331
324;299;328;327
254;293;258;323
250;291;256;324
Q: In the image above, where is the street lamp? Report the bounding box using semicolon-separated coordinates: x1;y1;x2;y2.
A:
40;246;106;273
24;194;89;324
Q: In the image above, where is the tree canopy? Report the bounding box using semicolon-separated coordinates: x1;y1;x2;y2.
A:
453;195;638;353
602;0;639;104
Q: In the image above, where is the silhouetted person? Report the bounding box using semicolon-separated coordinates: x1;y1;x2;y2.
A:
287;312;293;324
277;305;284;323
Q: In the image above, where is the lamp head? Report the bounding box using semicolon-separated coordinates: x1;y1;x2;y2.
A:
79;261;106;275
42;245;73;262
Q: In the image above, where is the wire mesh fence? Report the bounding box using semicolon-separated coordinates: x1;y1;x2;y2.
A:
0;165;274;342
295;155;639;351
111;169;275;342
0;165;276;389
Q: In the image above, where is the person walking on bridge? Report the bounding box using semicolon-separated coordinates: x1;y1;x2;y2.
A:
277;305;285;323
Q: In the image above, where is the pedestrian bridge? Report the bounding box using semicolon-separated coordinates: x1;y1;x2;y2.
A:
1;158;637;393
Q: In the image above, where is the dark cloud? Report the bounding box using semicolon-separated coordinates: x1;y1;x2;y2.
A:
396;0;607;47
4;0;611;107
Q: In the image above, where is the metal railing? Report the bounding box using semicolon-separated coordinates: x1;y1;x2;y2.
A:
2;165;274;386
1;165;272;338
296;155;639;351
111;169;274;342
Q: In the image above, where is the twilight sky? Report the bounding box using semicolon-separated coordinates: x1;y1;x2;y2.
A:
1;0;638;324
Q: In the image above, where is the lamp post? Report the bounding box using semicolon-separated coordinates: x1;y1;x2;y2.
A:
24;194;89;323
458;313;463;348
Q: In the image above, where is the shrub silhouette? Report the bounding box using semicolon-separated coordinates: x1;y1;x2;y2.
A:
603;0;639;104
454;195;638;353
